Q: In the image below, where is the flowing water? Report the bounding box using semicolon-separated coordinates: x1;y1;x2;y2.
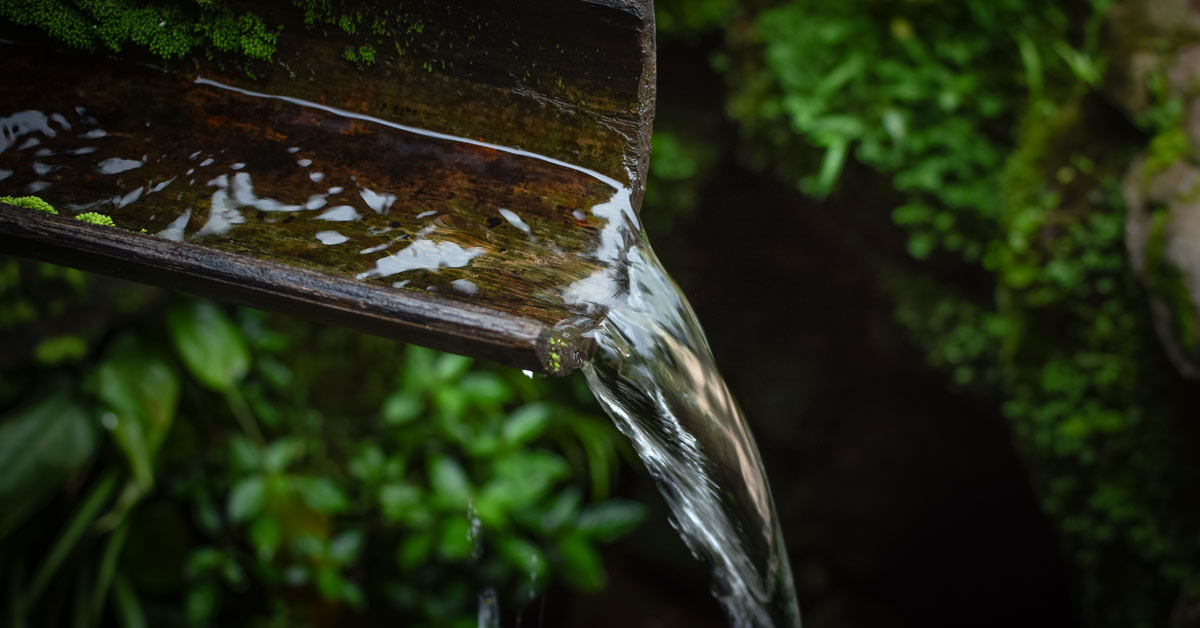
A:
565;190;803;628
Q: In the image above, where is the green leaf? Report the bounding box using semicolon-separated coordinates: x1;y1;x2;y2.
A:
473;484;510;530
433;387;467;422
435;352;474;382
167;300;250;392
227;436;261;473
34;334;88;365
94;334;180;491
577;500;647;541
329;529;365;565
113;572;148;628
255;356;293;390
300;477;349;514
227;476;265;523
262;437;305;472
496;536;547;584
402;346;437;391
0;392;97;539
382;391;422;425
379;482;423;523
476;450;571;524
23;472;118;609
535;487;582;535
315;566;345;600
290;533;326;559
492;450;569;507
349;445;387;483
429;456;472;510
502;402;551;445
397;532;434;569
459;372;512;406
557;532;605;591
249;515;281;560
463;433;500;458
437;516;474;560
185;583;220;626
185;547;226;578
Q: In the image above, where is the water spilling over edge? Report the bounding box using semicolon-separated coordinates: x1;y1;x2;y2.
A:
569;191;802;628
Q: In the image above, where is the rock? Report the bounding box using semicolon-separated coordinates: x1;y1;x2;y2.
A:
1111;0;1200;378
1124;159;1200;378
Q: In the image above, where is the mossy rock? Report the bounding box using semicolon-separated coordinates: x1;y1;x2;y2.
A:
1125;159;1200;377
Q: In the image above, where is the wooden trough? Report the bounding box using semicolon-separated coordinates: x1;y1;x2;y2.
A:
0;0;656;374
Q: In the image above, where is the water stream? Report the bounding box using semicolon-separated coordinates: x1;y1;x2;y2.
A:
567;190;803;628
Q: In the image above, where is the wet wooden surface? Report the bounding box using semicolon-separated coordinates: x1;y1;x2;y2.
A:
0;0;655;373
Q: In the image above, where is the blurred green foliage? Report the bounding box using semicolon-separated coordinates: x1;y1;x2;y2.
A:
649;0;1200;625
727;0;1113;262
0;260;643;627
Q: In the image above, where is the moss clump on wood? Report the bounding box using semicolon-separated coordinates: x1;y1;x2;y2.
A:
0;0;278;62
0;195;58;214
0;196;118;227
75;211;116;227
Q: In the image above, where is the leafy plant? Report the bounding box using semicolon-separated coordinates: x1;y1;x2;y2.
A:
0;265;645;627
647;0;1200;624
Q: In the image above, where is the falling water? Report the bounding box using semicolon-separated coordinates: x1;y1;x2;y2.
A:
567;191;802;628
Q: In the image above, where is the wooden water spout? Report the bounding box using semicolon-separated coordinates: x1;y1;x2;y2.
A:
0;0;655;374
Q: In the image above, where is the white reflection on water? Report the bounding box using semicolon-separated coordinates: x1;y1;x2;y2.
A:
356;239;485;279
315;230;349;245
97;156;142;174
497;207;531;234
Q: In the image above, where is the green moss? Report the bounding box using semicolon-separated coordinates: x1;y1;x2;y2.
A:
2;2;447;75
76;212;116;227
1144;126;1190;180
357;44;375;66
292;0;331;26
0;0;278;63
889;91;1200;626
0;195;58;215
721;1;1200;621
1145;208;1199;351
545;336;569;372
341;44;374;66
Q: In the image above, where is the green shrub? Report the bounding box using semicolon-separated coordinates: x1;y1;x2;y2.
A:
0;264;644;627
649;0;1200;624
